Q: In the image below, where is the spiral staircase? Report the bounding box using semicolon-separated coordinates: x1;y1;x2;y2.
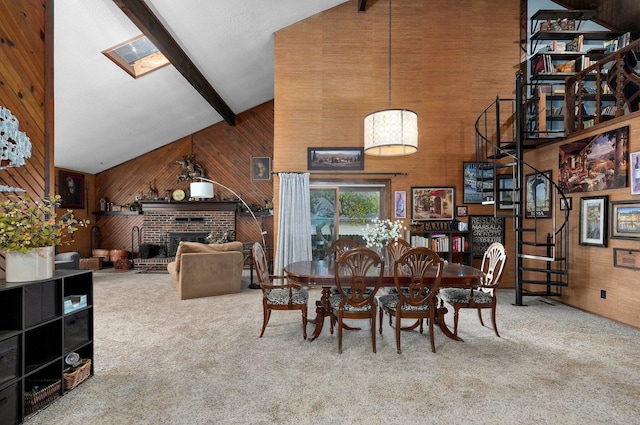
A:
474;72;570;305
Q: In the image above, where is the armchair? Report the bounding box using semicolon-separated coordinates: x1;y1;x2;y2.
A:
167;241;244;300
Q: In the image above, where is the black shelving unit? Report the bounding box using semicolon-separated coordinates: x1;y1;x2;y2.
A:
408;229;473;266
0;270;93;424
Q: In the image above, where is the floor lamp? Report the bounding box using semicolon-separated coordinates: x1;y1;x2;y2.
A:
189;177;267;247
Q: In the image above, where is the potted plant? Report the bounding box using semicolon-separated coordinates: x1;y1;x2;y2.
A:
0;194;88;282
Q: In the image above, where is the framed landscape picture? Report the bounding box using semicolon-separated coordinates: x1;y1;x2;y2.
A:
610;200;640;240
411;187;455;221
579;195;608;247
558;126;628;193
307;147;364;171
525;170;552;218
463;162;493;204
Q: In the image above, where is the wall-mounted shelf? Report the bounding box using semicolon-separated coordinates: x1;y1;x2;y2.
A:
93;211;141;216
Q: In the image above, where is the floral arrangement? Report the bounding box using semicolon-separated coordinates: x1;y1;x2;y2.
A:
206;230;235;244
0;194;89;253
362;218;405;249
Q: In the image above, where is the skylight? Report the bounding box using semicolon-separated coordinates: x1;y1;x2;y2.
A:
102;35;170;78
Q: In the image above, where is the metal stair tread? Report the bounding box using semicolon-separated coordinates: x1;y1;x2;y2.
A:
520;267;567;274
521;279;569;286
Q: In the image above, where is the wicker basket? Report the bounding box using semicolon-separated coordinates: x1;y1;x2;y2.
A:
24;379;61;414
64;359;91;390
109;249;129;262
92;249;109;260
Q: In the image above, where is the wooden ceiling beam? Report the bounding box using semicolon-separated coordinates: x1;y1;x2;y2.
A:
113;0;236;126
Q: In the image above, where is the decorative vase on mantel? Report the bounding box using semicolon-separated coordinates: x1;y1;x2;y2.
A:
5;246;54;282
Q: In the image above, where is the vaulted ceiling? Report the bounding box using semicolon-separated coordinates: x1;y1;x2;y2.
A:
53;0;636;174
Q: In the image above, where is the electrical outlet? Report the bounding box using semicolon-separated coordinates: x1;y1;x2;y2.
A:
601;290;606;299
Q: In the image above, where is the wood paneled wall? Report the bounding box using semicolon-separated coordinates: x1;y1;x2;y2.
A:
93;101;274;253
525;114;640;328
0;0;50;277
274;0;521;285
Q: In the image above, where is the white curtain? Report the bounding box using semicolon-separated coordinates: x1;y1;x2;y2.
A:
274;173;312;276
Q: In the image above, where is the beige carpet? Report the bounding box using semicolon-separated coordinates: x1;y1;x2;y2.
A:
26;270;640;425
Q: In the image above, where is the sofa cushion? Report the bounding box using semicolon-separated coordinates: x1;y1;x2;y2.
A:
172;241;243;273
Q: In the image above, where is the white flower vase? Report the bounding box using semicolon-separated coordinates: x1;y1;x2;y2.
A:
5;246;55;282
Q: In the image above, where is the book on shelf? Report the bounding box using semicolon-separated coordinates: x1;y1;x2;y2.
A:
602;33;629;54
566;35;583;52
556;60;575;73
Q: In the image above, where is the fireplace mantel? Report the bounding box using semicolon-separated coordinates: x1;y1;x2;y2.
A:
140;200;237;212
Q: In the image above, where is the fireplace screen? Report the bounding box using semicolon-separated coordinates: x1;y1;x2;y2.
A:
168;232;209;257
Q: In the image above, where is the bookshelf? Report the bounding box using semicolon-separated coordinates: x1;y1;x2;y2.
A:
407;228;473;266
527;10;627;138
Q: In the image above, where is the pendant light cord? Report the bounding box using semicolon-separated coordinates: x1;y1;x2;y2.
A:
388;0;392;108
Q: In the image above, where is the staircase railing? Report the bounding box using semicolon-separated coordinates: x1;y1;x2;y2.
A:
474;72;570;305
565;38;640;134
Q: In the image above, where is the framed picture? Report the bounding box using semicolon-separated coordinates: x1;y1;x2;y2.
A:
560;196;572;211
463;162;493;204
394;191;406;219
631;151;640;195
469;215;505;258
456;206;468;217
610;200;640;240
59;171;85;208
558;126;628;193
411;187;455;221
251;157;272;181
525;170;552;218
307;147;364;171
497;174;514;210
579;195;608;247
613;248;640;270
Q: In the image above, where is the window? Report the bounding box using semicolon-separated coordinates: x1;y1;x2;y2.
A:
310;180;389;260
102;35;170;79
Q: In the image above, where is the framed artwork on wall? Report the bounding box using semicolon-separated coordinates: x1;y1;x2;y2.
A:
631;151;640;195
307;147;364;171
394;191;406;219
251;157;272;181
560;196;572;211
410;187;455;221
469;215;505;258
525;170;552;218
558;126;628;193
610;200;640;240
579;195;608;247
463;162;493;204
456;206;468;217
59;171;85;209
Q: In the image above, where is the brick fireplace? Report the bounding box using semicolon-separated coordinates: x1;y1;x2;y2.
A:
135;201;237;271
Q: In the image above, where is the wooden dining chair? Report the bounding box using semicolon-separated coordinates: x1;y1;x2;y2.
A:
378;247;444;353
253;243;309;339
329;247;383;353
329;237;359;260
440;242;506;337
386;238;411;265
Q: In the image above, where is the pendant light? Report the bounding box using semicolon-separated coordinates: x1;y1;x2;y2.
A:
364;0;418;156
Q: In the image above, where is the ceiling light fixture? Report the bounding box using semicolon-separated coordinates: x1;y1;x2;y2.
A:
364;0;418;157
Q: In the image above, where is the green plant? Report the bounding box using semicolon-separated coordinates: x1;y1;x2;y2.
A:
0;194;89;253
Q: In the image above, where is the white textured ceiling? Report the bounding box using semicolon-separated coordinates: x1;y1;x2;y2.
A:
54;0;348;174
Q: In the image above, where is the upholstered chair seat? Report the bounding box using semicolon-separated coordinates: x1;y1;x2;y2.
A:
267;287;309;305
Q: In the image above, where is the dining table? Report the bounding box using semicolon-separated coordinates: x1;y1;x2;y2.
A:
284;259;485;342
